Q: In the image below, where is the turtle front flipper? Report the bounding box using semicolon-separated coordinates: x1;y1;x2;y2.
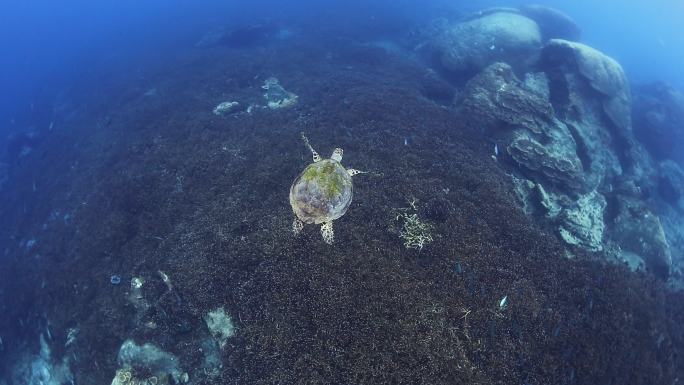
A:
331;148;343;162
293;218;304;236
300;132;321;163
347;168;366;177
321;221;334;244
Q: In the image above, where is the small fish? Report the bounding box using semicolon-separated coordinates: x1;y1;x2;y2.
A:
0;335;3;350
404;137;409;146
158;270;173;291
499;295;508;310
48;121;54;131
489;44;496;50
494;144;499;156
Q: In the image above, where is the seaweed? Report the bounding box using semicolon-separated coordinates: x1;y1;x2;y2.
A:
0;33;682;385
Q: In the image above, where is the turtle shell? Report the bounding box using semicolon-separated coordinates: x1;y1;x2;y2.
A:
289;159;353;224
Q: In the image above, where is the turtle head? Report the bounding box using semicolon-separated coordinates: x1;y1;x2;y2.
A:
331;148;343;162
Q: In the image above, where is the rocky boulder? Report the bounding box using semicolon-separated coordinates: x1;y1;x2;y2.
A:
458;62;584;191
432;11;542;74
507;130;584;191
558;190;606;252
540;40;634;191
611;196;672;278
458;62;554;133
657;160;684;206
541;39;632;134
520;5;581;41
633;82;684;163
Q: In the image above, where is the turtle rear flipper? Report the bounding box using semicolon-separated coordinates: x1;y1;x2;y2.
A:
321;222;334;244
347;168;366;177
301;133;321;163
292;218;304;236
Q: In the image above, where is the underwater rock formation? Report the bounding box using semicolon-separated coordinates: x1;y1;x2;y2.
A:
458;62;554;133
541;39;632;135
262;77;298;109
655;161;684;281
659;160;684;206
432;11;541;74
428;5;581;77
455;30;680;279
459;62;584;191
113;340;183;385
9;334;73;385
519;5;581;42
558;190;606;251
611;196;672;278
213;101;240;116
633;82;684;163
507;130;584;191
540;39;634;191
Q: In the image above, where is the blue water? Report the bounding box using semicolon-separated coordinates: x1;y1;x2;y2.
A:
2;1;684;383
2;0;683;139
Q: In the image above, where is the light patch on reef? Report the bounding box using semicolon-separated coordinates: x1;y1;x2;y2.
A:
204;307;236;348
213;101;240;116
262;77;298;109
10;333;73;385
112;339;185;385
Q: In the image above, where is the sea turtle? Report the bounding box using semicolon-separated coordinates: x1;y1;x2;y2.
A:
289;133;365;244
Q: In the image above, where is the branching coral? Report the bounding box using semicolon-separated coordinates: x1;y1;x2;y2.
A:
394;198;434;250
398;212;434;250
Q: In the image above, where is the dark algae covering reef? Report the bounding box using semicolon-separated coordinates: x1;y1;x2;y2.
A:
1;2;684;385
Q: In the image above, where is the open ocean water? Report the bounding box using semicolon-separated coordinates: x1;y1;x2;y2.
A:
1;1;684;384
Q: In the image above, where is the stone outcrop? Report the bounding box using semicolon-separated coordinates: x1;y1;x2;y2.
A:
507;130;584;191
611;196;672;278
459;62;584;191
454;26;679;280
520;5;581;41
432;11;542;74
458;62;553;133
541;39;632;135
633;82;684;163
427;5;580;77
558;190;606;251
